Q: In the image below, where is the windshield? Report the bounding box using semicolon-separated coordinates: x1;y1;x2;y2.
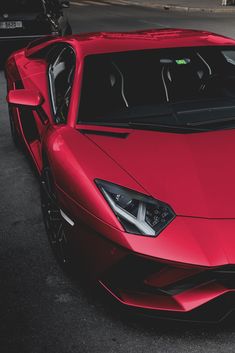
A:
0;0;44;13
78;46;235;132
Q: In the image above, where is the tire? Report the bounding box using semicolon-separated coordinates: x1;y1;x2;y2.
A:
40;166;74;270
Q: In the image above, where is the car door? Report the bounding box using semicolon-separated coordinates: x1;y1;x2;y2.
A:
7;51;50;171
23;42;75;152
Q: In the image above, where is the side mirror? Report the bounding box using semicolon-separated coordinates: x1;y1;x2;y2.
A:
7;89;44;108
60;0;70;8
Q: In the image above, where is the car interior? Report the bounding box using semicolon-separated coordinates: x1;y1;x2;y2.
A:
78;47;235;124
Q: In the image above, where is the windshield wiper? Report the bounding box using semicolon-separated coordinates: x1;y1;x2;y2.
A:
186;115;235;127
127;122;209;132
81;121;208;131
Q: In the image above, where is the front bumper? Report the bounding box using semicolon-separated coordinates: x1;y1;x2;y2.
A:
68;218;235;322
57;190;235;322
98;254;235;322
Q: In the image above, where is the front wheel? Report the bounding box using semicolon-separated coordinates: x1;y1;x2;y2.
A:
40;167;73;270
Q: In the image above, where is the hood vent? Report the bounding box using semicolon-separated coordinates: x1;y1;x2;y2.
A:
79;129;129;139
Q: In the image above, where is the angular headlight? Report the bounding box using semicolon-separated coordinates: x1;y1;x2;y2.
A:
95;179;175;237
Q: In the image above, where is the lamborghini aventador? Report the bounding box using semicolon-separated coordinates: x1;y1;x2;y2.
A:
6;28;235;321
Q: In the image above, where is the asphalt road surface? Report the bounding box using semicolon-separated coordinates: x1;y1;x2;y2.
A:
1;2;235;353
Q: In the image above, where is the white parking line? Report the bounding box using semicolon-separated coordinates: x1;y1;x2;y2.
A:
83;0;110;5
109;0;130;4
70;1;89;5
70;0;130;6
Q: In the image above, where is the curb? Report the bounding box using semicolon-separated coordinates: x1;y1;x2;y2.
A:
119;1;235;13
70;0;235;13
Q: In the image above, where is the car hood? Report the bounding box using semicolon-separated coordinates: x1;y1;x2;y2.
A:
85;127;235;218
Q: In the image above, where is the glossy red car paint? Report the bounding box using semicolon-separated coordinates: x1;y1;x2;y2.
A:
6;28;235;321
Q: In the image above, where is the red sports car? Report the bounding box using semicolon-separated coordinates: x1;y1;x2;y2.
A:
6;28;235;321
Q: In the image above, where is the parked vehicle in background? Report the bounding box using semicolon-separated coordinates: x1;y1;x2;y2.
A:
0;0;72;54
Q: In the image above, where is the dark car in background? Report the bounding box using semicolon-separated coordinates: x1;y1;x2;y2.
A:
0;0;72;54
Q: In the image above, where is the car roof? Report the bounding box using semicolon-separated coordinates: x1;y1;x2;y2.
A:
25;28;235;59
71;28;235;56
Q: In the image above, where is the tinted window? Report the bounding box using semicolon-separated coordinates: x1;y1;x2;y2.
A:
78;46;235;132
1;0;44;13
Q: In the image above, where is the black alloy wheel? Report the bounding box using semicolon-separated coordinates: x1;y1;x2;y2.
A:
41;166;73;269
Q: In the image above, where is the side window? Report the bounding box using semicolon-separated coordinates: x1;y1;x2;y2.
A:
48;44;76;123
222;50;235;65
